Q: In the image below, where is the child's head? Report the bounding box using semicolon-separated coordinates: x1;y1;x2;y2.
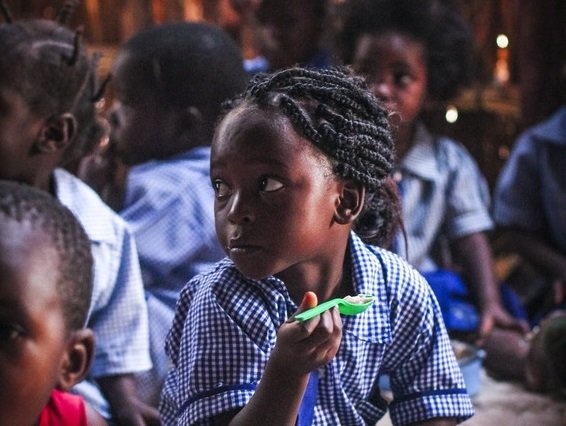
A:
211;67;399;281
254;0;328;71
0;3;105;188
0;180;94;425
337;0;473;124
109;21;248;165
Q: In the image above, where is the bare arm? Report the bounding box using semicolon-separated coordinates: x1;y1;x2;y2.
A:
86;402;109;426
97;374;159;426
497;228;566;281
453;232;527;341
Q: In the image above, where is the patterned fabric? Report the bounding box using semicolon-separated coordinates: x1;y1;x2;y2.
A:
393;123;493;271
120;147;225;404
38;389;87;426
160;232;473;425
493;106;566;253
54;168;151;418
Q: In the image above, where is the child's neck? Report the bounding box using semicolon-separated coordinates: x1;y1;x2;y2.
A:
394;121;417;161
282;247;354;304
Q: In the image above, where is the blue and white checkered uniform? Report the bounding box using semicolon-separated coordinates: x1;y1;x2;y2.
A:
493;106;566;254
160;232;473;425
54;168;152;418
120;147;226;404
393;123;493;271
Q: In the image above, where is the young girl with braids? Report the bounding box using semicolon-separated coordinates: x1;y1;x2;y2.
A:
0;2;154;424
160;67;474;425
338;0;528;344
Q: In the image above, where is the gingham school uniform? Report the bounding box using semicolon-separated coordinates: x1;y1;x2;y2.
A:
54;168;151;418
494;106;566;253
160;232;473;425
120;146;225;404
393;123;493;271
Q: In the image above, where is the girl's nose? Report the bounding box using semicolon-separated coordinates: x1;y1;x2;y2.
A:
372;81;393;103
226;192;255;224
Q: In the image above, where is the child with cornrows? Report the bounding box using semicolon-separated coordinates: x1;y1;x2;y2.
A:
160;67;474;425
0;1;153;423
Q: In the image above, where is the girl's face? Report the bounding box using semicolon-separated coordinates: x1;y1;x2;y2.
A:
211;106;347;286
352;31;428;127
0;221;68;424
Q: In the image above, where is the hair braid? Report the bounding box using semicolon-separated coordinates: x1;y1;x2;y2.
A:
225;66;401;246
0;3;106;166
0;180;93;331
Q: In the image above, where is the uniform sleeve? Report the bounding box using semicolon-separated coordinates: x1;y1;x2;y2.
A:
88;223;151;377
493;132;543;231
121;174;221;290
383;266;474;424
443;140;494;239
160;272;285;425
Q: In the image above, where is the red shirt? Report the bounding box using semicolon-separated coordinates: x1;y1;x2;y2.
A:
38;389;87;426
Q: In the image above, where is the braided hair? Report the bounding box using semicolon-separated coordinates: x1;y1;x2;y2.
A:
224;66;401;246
0;180;93;331
0;0;106;166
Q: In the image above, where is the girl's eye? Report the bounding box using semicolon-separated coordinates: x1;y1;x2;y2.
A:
212;180;231;198
393;71;412;87
259;177;284;192
0;324;23;343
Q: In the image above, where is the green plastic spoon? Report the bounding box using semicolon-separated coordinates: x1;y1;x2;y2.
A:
294;295;375;322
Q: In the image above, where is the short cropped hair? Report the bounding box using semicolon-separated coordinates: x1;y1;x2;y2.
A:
120;21;248;120
0;180;93;331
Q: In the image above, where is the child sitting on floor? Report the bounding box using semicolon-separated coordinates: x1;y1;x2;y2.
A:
0;180;106;425
159;67;474;425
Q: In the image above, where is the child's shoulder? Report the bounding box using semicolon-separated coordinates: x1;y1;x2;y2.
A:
352;235;430;297
53;168;129;242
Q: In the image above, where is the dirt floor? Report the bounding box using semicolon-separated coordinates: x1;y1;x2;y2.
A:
376;369;566;426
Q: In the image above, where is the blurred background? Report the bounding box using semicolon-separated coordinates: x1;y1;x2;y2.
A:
4;0;565;190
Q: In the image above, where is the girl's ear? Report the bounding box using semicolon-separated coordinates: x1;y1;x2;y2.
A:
174;106;206;149
57;328;95;391
334;180;365;225
36;113;77;154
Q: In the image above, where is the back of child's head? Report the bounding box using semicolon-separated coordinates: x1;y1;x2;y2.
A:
0;1;106;166
223;66;400;246
0;180;93;331
337;0;474;102
119;21;248;126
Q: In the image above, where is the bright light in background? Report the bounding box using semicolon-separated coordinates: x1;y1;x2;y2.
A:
496;34;509;49
445;105;458;123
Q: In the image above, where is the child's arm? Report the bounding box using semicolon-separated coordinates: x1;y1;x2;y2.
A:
498;227;566;282
97;373;159;425
85;402;109;426
213;292;342;426
453;232;528;341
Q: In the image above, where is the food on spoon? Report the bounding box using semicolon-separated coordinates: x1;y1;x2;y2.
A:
343;294;374;304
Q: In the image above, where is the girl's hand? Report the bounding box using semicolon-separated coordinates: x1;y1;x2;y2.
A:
271;292;343;378
478;302;529;345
